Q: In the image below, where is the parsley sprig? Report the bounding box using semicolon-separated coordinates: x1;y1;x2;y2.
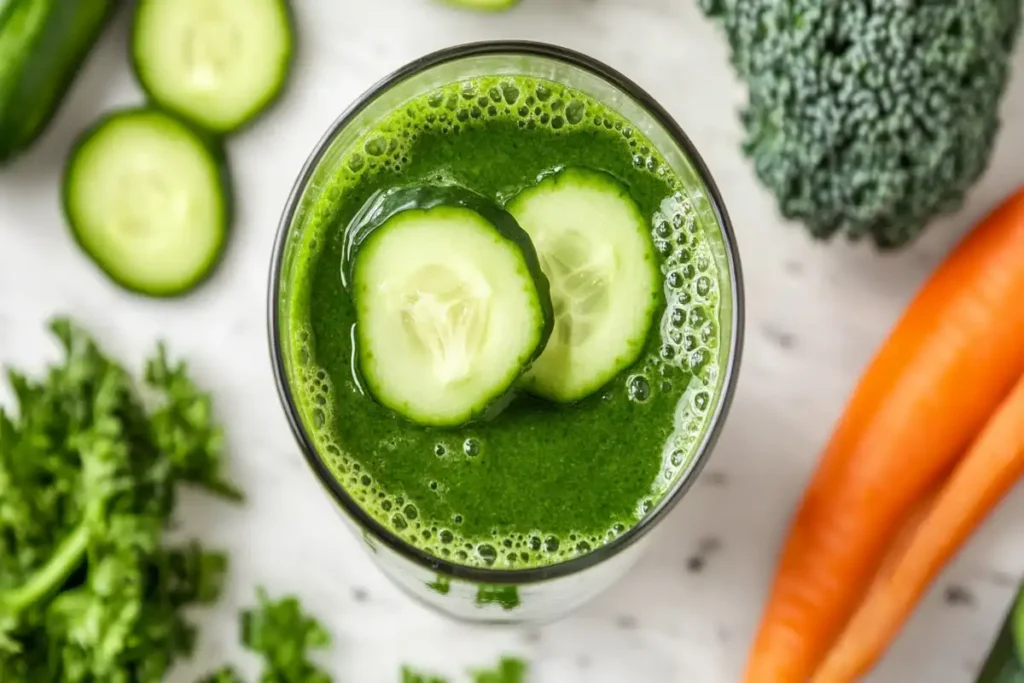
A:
0;319;239;681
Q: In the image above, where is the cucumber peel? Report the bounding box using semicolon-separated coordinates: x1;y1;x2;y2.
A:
439;0;521;11
1013;586;1024;666
976;586;1024;682
131;0;295;134
0;0;120;163
347;185;553;428
508;167;659;403
62;108;231;298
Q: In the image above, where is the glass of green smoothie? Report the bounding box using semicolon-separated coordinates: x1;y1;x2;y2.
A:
269;41;743;623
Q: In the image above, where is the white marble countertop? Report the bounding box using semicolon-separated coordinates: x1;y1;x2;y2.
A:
3;1;1024;681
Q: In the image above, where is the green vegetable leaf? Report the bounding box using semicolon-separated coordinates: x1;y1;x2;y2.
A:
471;657;527;683
211;586;529;683
977;588;1024;682
0;318;240;681
199;666;247;683
1012;585;1024;668
241;588;332;683
146;343;243;501
401;656;528;683
401;667;448;683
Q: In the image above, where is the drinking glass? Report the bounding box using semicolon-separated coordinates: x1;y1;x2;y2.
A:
269;41;744;624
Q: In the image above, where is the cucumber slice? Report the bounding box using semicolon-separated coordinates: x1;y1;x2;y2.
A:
440;0;521;10
507;168;659;403
131;0;294;134
62;108;229;298
349;186;553;428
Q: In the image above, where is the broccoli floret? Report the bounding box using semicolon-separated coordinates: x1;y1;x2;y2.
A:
700;0;1022;248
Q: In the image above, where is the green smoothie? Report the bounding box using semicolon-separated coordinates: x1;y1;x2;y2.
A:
285;74;727;570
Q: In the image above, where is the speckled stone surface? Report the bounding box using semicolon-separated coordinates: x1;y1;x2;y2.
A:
2;1;1024;681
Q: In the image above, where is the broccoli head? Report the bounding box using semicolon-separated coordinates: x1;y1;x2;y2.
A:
699;0;1022;248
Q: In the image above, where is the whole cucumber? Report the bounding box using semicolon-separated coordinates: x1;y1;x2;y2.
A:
0;0;119;164
977;584;1024;683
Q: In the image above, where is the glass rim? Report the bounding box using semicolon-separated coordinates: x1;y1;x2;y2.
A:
268;40;745;585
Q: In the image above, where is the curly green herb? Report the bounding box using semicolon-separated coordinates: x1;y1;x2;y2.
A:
0;318;239;682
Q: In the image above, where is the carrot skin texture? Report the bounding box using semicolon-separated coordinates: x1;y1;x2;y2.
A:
744;187;1024;683
813;372;1024;683
804;488;941;681
842;484;941;622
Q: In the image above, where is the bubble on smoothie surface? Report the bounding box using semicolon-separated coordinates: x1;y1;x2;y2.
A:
332;460;652;567
565;100;585;124
627;375;651;402
311;76;637;187
477;544;497;565
364;136;388;156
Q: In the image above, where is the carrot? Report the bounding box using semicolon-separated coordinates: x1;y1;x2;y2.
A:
813;371;1024;682
806;483;944;681
849;485;940;614
744;186;1024;683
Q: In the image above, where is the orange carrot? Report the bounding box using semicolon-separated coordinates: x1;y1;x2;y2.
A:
849;486;940;612
813;371;1024;682
744;186;1024;683
809;484;944;681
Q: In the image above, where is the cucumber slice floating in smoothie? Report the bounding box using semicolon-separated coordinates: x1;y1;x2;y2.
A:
131;0;295;134
349;186;553;428
508;168;659;403
62;108;230;297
